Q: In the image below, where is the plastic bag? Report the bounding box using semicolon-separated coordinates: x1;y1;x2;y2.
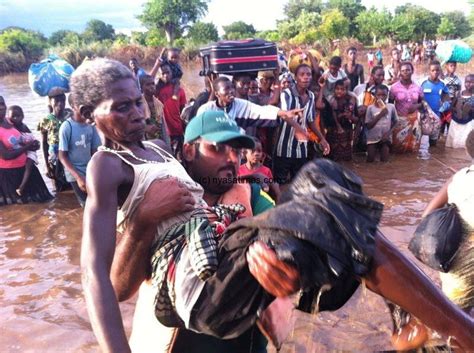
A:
435;40;472;64
408;204;464;272
419;102;440;136
28;54;75;97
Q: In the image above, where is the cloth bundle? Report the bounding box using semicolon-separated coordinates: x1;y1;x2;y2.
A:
435;40;473;64
28;54;75;96
150;159;384;339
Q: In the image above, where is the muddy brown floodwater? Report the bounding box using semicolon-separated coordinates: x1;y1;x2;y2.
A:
0;62;471;353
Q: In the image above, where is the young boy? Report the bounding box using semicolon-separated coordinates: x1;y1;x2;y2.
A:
58;101;101;207
140;74;170;146
441;61;463;135
420;60;450;147
446;74;474;148
157;47;184;100
365;85;398;162
37;89;72;191
321;56;350;99
6;105;40;195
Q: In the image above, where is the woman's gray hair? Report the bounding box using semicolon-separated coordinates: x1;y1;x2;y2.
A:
70;58;134;110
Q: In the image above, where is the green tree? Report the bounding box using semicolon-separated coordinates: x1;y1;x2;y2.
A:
469;0;474;34
49;30;79;46
394;4;440;40
145;28;167;47
256;30;281;42
138;0;208;45
437;17;456;39
62;31;82;46
131;31;147;46
390;12;416;42
326;0;365;36
0;28;47;59
223;21;256;40
187;21;218;43
442;11;471;38
83;19;116;42
114;33;131;46
283;0;323;19
355;7;391;45
317;9;349;41
277;10;321;40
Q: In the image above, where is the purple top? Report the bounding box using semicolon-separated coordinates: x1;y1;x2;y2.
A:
390;81;423;116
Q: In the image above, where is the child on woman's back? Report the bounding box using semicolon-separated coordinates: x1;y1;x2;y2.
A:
6;105;40;196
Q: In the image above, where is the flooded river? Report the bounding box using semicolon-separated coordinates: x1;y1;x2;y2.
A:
0;65;471;352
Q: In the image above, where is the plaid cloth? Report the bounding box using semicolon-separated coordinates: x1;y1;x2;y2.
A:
150;203;246;327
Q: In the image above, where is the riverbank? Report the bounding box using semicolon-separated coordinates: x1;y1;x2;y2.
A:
0;43;203;76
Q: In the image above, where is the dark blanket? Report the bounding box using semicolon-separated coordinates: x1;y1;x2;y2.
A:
188;159;384;339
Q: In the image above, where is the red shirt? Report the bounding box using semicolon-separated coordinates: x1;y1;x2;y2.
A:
156;83;187;136
238;164;273;180
0;127;27;169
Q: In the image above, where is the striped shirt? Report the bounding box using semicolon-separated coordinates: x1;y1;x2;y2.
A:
196;98;280;132
276;88;315;159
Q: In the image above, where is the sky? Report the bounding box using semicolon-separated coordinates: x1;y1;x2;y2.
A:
0;0;471;37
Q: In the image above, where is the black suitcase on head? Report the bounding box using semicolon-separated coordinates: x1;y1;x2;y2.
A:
200;39;278;76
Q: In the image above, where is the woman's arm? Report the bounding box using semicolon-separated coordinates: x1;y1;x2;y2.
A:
0;140;36;160
81;153;131;353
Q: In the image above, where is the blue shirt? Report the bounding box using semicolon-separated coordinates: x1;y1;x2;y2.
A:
58;118;101;182
421;79;449;116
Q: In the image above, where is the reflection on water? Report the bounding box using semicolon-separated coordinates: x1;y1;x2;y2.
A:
0;68;471;352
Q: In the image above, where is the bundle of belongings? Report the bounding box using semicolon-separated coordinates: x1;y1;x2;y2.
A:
150;159;384;340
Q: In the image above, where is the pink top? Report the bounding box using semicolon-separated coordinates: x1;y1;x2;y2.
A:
390;81;424;116
238;164;273;180
0;126;27;169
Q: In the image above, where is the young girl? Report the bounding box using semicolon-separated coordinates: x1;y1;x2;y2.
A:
0;97;52;205
365;85;398;162
6;105;39;196
446;74;474;148
324;79;358;161
238;138;280;200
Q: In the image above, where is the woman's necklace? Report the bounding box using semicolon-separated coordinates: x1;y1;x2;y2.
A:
100;143;174;164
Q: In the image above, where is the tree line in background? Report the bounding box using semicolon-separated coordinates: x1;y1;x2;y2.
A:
0;0;473;74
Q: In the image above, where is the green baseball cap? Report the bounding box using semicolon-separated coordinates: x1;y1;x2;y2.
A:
184;110;255;149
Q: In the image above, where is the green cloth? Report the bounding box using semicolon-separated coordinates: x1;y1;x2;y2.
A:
250;183;275;215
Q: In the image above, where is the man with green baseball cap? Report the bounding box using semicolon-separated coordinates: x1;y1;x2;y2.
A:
184;110;255;149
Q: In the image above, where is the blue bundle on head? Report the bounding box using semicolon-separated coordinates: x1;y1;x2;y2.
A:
435;40;473;64
28;54;75;97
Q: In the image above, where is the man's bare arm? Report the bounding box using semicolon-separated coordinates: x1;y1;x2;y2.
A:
111;177;196;301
